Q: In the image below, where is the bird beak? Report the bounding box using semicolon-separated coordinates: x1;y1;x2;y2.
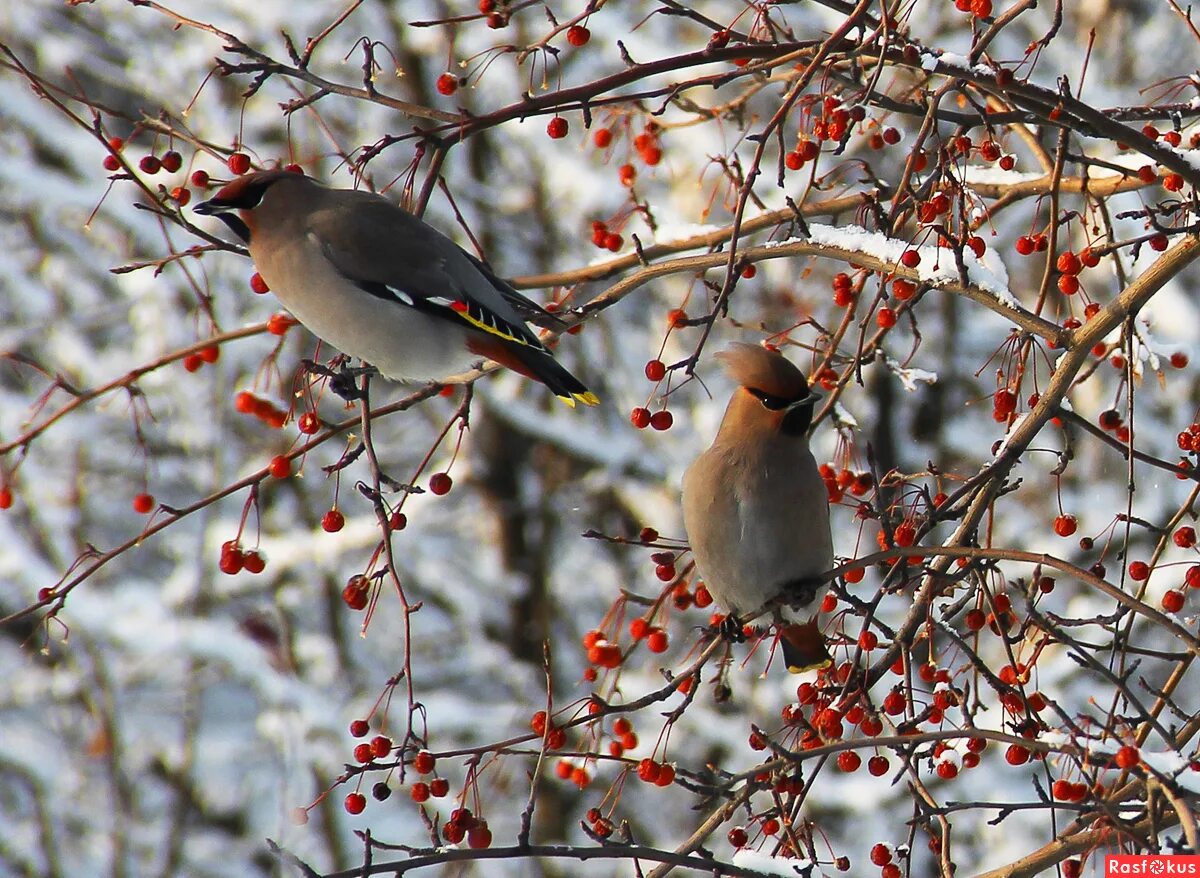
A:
786;389;821;413
193;198;224;216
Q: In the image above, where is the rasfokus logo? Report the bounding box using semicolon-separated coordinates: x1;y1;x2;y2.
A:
1107;856;1200;875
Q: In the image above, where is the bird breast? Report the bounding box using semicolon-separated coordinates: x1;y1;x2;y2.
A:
682;440;832;617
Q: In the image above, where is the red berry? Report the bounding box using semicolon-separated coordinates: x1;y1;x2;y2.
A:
139;155;161;174
637;758;661;783
268;455;291;479
877;307;897;328
414;750;436;773
1163;589;1185;612
1128;561;1150;581
430;778;449;797
161;150;183;173
1175;526;1196;548
132;492;155;514
1053;514;1077;537
190;169;210;188
868;755;890;776
410;782;430;802
650;410;673;431
322;509;345;532
837;751;861;772
228;152;251;175
630;407;651;429
646;629;669;653
429;472;453;495
1057;251;1082;275
298;412;320;435
369;734;392;758
467;823;492;849
102;154;121;172
870;843;892;866
566;25;590;46
182;354;203;372
593;127;613;148
1115;745;1140;768
728;827;749;848
883;689;906;715
250;272;270;294
1170;352;1189;368
242;550;266;574
266;313;295;335
344;792;366;814
1005;744;1030;765
1163;173;1185;192
436;72;458;96
645;359;666;381
547;117;568;139
900;249;921;268
219;542;244;575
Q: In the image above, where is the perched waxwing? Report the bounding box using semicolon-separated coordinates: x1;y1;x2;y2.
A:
681;343;834;672
194;170;597;406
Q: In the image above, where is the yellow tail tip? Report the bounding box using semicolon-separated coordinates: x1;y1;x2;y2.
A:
558;391;600;407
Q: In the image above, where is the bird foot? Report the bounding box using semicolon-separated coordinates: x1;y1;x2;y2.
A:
718;614;747;644
302;359;378;401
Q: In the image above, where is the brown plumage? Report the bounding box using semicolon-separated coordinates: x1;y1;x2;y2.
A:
681;343;833;672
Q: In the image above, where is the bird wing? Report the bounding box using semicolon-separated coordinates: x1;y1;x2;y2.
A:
306;194;549;352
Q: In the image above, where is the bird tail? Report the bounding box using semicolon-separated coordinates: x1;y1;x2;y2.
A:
467;335;597;407
778;618;831;674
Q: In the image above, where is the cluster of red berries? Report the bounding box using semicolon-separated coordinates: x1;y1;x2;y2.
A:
953;0;994;18
632;125;663;166
530;710;568;749
811;96;861;143
1051;778;1092;801
235;391;288;429
630;406;673;431
604;716;639;758
219;540;266;575
181;344;220;373
589;220;624;252
478;0;508;28
636;757;676;786
820;464;874;505
444;807;492;847
350;731;393;764
1175;421;1200;452
584;806;614;838
582;629;622;669
628;616;670;654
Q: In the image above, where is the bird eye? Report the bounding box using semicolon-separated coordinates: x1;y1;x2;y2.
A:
749;389;792;410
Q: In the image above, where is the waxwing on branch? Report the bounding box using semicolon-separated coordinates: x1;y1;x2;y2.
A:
195;170;597;406
681;343;834;672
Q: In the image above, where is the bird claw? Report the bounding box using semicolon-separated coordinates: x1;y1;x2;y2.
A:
302;359;378;401
718;614;747;644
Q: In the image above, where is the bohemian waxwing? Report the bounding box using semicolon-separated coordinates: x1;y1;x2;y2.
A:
681;343;834;672
194;170;597;406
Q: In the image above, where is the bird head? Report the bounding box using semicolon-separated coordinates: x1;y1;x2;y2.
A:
715;343;820;436
194;169;311;243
